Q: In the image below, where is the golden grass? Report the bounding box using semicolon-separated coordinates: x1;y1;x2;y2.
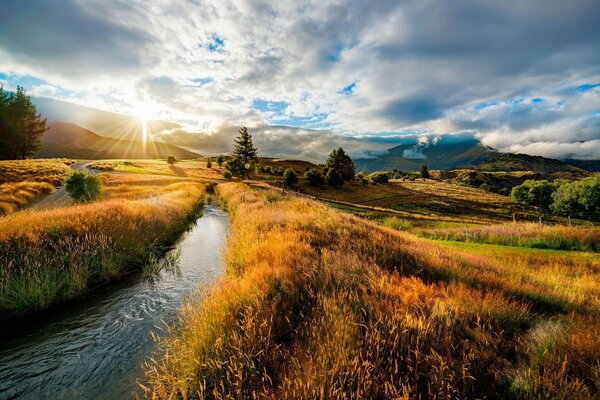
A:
0;159;74;185
0;181;55;215
143;183;600;399
419;222;600;252
0;170;206;316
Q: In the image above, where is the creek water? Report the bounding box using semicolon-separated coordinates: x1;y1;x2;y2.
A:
0;203;229;400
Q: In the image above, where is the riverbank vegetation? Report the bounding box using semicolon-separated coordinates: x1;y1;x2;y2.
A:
143;182;600;399
0;171;208;317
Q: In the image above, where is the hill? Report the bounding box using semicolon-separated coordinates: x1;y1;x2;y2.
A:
37;122;199;159
355;135;599;173
354;136;498;172
471;153;584;173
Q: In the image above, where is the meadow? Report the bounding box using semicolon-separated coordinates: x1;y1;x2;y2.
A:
0;160;217;317
143;182;600;399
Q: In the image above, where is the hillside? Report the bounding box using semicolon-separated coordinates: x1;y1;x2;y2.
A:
354;136;498;172
472;153;584;173
37;122;199;160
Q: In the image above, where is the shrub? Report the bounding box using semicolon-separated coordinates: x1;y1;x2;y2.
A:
304;168;324;186
283;168;298;188
264;166;274;175
206;159;212;168
223;170;233;180
65;171;102;203
205;182;217;194
167;156;177;165
326;168;344;186
369;172;389;184
216;155;225;167
511;180;557;210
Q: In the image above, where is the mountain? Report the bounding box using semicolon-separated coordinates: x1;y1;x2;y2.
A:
37;122;200;159
33;97;181;142
354;136;498;172
472;153;585;173
564;159;600;172
355;135;599;173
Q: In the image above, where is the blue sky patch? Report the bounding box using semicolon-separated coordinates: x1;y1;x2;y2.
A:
340;82;357;95
208;34;224;52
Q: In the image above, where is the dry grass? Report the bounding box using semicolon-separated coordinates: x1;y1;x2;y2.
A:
0;181;55;215
419;222;600;252
0;159;74;185
0;168;207;317
143;183;600;399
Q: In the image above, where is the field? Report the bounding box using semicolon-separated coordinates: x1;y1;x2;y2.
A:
0;159;221;317
144;182;600;399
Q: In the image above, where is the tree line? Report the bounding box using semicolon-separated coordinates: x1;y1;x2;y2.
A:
511;177;600;221
0;86;48;160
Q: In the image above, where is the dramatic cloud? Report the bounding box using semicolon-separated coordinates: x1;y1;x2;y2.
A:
0;0;599;160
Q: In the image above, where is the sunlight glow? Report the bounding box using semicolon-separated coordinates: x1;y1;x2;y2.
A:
134;102;153;145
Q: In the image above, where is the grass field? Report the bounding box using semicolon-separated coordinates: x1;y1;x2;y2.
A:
0;160;215;317
0;159;74;185
0;181;56;215
143;183;600;399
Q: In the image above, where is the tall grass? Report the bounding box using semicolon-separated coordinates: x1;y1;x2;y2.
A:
0;181;55;214
0;183;204;317
143;183;600;399
0;159;73;185
419;223;600;252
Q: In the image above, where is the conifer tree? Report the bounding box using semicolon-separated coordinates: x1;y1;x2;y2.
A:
0;86;48;159
420;164;430;179
231;126;258;176
325;147;355;181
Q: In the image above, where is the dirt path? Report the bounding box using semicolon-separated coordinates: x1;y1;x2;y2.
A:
26;161;96;211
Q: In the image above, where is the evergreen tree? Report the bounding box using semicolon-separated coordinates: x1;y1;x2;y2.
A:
0;86;48;160
231;126;258;176
325;147;355;181
420;164;430;179
216;154;225;167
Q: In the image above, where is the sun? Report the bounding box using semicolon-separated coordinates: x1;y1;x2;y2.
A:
134;102;154;145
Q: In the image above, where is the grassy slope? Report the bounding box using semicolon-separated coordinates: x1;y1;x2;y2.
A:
144;183;600;399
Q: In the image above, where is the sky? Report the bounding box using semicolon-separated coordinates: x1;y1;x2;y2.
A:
0;0;599;161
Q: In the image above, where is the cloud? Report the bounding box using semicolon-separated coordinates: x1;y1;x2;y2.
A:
0;0;599;160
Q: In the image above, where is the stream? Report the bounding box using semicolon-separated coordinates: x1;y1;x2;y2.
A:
0;203;228;400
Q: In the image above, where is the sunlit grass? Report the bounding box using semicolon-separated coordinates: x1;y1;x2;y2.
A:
0;159;74;185
418;222;600;252
0;165;208;317
0;181;56;215
144;183;600;399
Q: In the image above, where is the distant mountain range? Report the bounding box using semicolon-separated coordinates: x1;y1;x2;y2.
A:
355;136;600;173
38;122;199;160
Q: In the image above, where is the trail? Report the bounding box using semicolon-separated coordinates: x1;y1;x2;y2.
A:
26;161;96;211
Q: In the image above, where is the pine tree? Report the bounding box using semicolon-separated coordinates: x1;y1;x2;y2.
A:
231;126;258;176
420;164;430;179
325;147;355;181
1;86;48;159
0;86;10;160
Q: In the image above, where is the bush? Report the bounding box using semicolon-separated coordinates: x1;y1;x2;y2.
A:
326;168;344;186
551;176;600;219
369;172;389;184
223;170;232;180
205;182;217;194
511;180;558;210
167;156;177;165
216;155;225;167
264;166;274;175
65;171;102;203
283;168;298;188
304;168;324;186
206;159;212;168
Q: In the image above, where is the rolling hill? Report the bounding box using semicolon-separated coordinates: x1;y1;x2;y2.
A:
37;122;200;160
354;136;498;172
471;153;585;173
